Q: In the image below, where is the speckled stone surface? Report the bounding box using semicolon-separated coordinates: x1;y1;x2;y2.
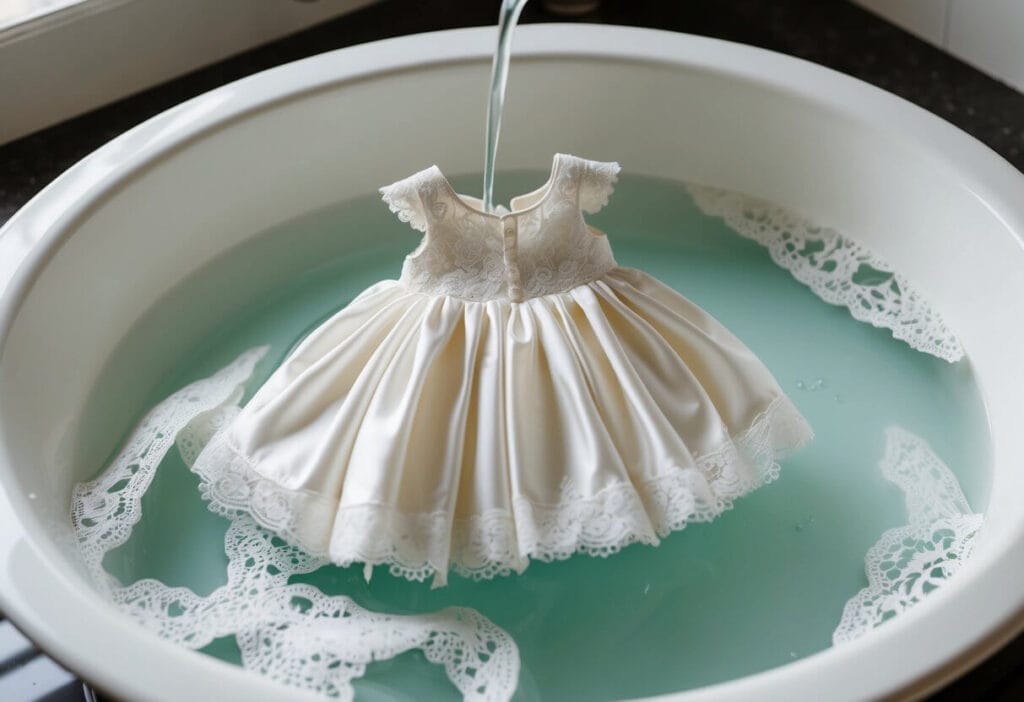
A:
1;0;1023;700
2;0;1023;228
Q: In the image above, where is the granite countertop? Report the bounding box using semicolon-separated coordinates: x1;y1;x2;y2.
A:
1;0;1023;699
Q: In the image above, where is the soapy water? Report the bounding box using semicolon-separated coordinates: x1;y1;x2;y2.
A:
73;173;990;701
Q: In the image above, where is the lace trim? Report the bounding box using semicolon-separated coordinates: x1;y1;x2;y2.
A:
578;159;621;214
71;348;520;701
687;185;964;363
379;168;432;233
832;426;983;644
190;395;812;587
390;155;620;301
71;347;268;589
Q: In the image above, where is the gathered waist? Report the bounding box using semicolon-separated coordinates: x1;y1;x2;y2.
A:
398;264;625;303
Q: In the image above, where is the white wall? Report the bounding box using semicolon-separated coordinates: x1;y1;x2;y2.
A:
854;0;1024;92
0;0;378;145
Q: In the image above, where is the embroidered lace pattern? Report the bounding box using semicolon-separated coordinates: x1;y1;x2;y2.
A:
687;185;964;363
832;426;983;644
384;155;619;302
191;394;812;585
70;348;520;701
577;158;620;214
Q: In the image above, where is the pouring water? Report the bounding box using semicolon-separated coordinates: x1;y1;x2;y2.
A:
482;0;530;213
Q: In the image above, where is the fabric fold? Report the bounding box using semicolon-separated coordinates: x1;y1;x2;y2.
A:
190;154;812;585
192;274;812;585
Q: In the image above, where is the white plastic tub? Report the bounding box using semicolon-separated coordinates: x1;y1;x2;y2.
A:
1;24;1023;701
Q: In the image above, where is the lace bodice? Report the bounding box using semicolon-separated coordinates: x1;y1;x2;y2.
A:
380;154;620;302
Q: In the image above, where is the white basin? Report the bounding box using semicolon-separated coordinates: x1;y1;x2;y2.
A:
2;24;1024;701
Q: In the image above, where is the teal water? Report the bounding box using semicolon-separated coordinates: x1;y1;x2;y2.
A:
92;173;990;701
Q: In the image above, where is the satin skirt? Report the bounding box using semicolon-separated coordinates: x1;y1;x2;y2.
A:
191;267;812;586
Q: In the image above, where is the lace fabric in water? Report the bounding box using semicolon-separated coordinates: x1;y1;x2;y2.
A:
192;390;810;585
833;426;983;644
70;348;520;701
687;185;964;363
67;349;978;693
199;156;812;586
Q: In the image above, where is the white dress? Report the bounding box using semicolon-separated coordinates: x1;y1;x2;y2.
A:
192;153;812;586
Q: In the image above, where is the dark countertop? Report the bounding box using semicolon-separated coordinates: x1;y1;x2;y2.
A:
1;0;1023;699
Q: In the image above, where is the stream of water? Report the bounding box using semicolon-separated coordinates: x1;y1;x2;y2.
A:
482;0;530;212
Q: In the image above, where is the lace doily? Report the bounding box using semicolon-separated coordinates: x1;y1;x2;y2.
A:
70;348;520;701
687;185;964;363
832;426;983;644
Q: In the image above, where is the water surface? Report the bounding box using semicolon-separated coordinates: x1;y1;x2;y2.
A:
88;173;990;701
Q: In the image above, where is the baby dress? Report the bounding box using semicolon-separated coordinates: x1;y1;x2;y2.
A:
192;153;812;586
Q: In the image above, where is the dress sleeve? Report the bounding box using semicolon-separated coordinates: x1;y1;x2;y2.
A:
379;170;431;233
578;159;621;215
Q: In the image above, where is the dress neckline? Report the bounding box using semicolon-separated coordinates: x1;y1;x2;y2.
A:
433;154;564;222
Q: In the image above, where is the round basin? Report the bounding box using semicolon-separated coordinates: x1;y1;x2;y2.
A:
1;24;1023;701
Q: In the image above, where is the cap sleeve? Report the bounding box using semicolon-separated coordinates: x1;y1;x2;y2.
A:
379;168;434;233
578;159;621;214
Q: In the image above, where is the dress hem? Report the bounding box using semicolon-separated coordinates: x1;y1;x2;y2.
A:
187;395;813;587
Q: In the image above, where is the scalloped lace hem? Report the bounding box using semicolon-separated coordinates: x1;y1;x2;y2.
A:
186;395;812;587
687;184;964;363
71;347;521;701
832;426;983;644
379;179;428;233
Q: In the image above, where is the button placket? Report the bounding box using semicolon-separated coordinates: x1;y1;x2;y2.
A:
500;216;523;302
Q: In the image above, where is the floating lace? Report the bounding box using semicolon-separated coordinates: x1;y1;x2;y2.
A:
70;348;520;701
832;426;983;644
687;185;964;363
